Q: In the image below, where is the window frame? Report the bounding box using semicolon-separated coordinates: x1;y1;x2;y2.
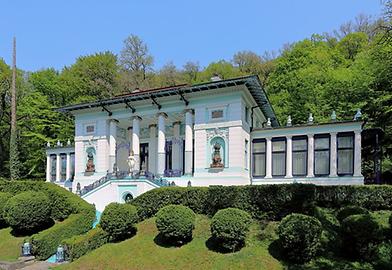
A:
292;135;308;176
313;134;331;177
337;132;355;176
252;138;266;178
245;139;249;170
272;137;287;177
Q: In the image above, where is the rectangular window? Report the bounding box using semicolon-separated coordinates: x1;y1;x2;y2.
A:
337;133;354;175
292;136;307;176
272;138;286;176
314;134;330;176
245;107;249;123
85;124;95;134
211;110;223;119
245;139;249;169
252;139;266;177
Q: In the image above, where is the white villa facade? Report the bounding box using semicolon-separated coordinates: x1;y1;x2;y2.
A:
45;75;363;211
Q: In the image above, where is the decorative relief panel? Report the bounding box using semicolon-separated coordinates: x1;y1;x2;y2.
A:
206;127;229;142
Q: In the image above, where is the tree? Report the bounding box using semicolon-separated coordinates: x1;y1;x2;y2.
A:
158;61;183;87
183;61;199;83
10;37;20;180
119;35;153;89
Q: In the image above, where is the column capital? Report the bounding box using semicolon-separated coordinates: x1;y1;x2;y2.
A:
173;121;182;126
330;132;337;136
307;133;314;138
184;108;194;114
109;118;119;123
132;115;142;121
354;130;362;135
127;126;133;131
157;112;168;118
149;123;157;129
286;135;292;139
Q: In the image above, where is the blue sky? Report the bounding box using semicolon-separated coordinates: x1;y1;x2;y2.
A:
0;0;383;71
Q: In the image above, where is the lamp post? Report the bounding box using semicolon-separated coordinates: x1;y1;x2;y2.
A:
21;241;31;256
56;244;65;262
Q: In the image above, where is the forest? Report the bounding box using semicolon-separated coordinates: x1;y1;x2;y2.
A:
0;3;391;181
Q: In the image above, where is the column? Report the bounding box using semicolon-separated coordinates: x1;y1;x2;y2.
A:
46;154;51;182
266;137;272;178
307;134;314;177
354;130;362;177
184;109;194;175
157;112;167;176
66;152;71;180
109;119;118;173
132;116;142;172
56;153;61;182
330;132;338;177
286;136;292;178
172;121;182;171
127;127;133;156
148;124;157;174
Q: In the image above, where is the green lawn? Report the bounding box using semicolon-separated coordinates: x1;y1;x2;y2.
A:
0;228;24;261
56;215;283;270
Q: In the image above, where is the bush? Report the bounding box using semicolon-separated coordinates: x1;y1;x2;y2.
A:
100;203;139;240
3;191;51;233
336;205;369;222
155;205;196;244
210;208;252;251
341;214;383;261
277;213;323;263
63;226;110;261
0;192;12;227
372;241;392;270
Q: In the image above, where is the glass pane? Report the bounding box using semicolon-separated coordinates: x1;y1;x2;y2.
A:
293;139;307;151
272;140;286;152
338;149;354;174
253;154;266;176
272;152;286;176
315;137;329;150
338;136;353;148
315;150;330;175
293;152;307;175
253;141;265;153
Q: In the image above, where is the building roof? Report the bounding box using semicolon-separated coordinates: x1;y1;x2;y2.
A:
57;75;280;127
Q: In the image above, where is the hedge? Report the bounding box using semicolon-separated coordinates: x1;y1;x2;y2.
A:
0;192;12;227
131;184;392;221
62;226;110;261
0;180;95;260
31;211;95;260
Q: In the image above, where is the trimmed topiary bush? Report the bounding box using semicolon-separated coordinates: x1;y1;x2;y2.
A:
210;208;252;252
0;192;12;227
155;204;196;245
63;226;110;261
100;203;139;240
336;205;369;222
341;214;383;261
277;213;323;263
3;191;51;233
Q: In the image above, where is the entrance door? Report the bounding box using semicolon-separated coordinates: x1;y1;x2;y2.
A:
140;143;149;172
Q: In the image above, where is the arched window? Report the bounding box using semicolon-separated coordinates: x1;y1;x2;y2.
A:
123;193;133;203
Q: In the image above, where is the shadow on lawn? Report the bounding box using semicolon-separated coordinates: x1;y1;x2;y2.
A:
205;237;245;254
10;219;55;237
153;233;193;248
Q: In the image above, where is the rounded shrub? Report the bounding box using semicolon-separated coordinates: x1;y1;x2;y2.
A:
0;192;12;227
100;203;139;240
3;191;51;233
155;204;196;244
210;208;252;252
341;214;383;261
336;205;369;222
277;213;323;263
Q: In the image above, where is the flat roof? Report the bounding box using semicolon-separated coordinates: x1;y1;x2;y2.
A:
57;75;280;127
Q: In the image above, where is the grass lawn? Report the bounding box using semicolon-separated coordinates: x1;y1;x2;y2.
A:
0;228;24;261
56;215;283;270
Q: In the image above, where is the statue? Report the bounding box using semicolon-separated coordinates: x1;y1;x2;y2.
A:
210;143;224;168
127;150;136;175
85;152;95;172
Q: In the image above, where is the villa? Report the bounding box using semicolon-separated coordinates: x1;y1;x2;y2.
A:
45;75;363;211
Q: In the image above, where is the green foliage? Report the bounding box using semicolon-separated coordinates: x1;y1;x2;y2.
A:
31;212;95;260
62;226;110;261
0;192;12;227
155;205;196;244
210;208;252;251
336;205;369;222
3;191;51;233
278;213;322;263
372;241;392;270
341;214;383;261
100;203;138;240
